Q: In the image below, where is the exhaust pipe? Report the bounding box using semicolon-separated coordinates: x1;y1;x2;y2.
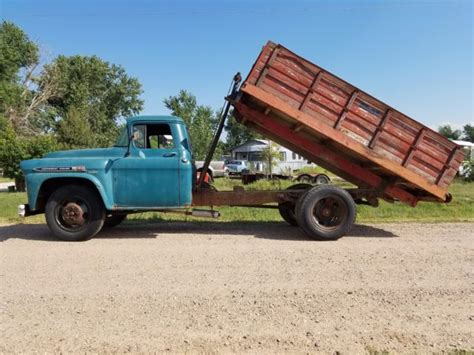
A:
190;209;220;218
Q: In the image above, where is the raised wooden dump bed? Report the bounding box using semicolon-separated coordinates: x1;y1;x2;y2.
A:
232;41;464;206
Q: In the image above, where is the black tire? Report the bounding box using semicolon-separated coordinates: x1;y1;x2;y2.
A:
313;173;330;185
103;214;127;228
295;185;356;240
278;203;298;226
278;183;312;226
45;184;105;241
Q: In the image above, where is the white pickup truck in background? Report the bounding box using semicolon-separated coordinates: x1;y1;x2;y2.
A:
195;160;229;178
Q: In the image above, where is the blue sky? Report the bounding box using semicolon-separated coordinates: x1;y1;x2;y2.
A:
2;0;472;129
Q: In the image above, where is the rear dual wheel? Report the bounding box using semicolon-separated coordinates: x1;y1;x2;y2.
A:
278;183;312;226
295;185;356;240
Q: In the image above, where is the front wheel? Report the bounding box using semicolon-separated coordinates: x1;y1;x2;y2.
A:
295;185;356;240
45;184;105;241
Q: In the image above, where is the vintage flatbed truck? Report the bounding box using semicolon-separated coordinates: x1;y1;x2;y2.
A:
19;41;464;241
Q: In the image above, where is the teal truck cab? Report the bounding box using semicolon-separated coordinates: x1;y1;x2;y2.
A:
19;115;198;240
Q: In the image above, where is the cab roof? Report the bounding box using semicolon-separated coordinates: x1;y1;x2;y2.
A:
126;115;184;124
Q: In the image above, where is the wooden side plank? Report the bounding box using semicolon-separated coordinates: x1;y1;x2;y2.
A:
233;101;420;206
256;46;281;86
245;42;463;192
334;90;358;129
369;109;391;148
240;83;449;201
299;70;324;111
402;129;426;167
436;147;460;185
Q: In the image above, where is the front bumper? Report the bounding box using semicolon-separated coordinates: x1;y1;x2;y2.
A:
18;204;26;217
18;204;41;217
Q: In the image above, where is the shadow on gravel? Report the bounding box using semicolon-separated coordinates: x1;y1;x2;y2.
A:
0;222;398;242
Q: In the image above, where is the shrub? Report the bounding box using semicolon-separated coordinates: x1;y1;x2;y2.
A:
0;126;58;191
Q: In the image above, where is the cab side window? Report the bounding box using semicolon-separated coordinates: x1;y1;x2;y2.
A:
133;125;146;148
133;124;175;149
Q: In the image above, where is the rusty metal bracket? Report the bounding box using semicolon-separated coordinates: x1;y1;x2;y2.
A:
197;73;242;188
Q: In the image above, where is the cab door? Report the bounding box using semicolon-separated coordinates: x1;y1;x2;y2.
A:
111;122;181;207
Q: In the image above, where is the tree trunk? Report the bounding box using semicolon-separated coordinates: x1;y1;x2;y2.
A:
15;177;26;192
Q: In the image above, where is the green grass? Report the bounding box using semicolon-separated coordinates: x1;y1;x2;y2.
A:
0;176;13;183
0;179;472;225
357;184;474;223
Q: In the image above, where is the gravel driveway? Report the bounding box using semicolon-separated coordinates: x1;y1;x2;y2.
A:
0;222;473;353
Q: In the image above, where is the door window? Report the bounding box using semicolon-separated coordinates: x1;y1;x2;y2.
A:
133;124;175;149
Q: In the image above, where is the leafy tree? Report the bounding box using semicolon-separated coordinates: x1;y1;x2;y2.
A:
438;124;461;140
0;21;59;189
0;123;58;191
56;107;94;149
0;21;38;82
0;20;49;135
164;90;221;160
224;113;260;153
462;124;474;142
261;141;281;176
0;115;8;132
42;55;143;147
0;22;144;189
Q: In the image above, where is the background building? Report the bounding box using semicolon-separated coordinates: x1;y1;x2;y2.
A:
230;139;313;174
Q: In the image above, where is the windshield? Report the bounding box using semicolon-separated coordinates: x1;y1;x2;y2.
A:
114;126;129;147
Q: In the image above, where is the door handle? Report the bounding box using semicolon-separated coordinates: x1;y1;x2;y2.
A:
163;152;177;157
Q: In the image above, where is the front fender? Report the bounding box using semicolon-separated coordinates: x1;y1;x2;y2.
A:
26;173;114;211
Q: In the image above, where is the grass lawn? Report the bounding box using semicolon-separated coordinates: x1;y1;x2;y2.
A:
0;177;13;183
0;178;472;225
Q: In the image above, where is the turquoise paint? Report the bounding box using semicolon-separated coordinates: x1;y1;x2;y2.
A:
20;116;194;212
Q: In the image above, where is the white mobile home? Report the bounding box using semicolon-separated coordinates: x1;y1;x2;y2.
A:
231;139;314;174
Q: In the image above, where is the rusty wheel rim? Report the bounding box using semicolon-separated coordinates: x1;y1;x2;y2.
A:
312;196;347;231
55;198;91;232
